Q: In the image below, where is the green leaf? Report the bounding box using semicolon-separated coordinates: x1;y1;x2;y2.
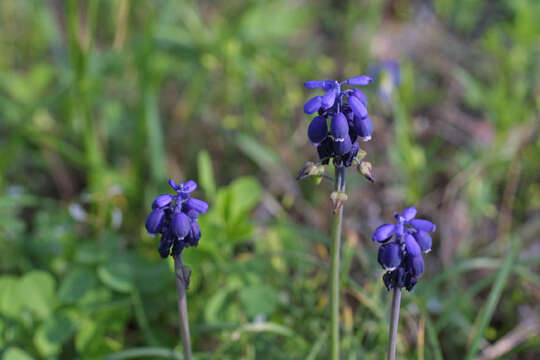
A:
238;285;279;318
229;177;261;219
58;268;97;304
0;276;21;318
34;312;76;358
18;271;56;319
1;348;35;360
197;150;216;197
98;256;134;293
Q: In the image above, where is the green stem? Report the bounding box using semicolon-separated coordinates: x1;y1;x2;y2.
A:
387;287;402;360
329;165;345;360
174;256;192;360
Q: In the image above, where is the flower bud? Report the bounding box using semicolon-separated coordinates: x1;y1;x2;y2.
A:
308;116;328;144
351;88;368;106
358;161;375;183
372;223;395;242
145;209;165;234
409;219;436;232
303;96;322;114
152;194;173;209
304;80;325;89
321;88;337;110
346;75;372;86
171;212;191;238
181;180;197;193
401;206;417;221
185;198;209;214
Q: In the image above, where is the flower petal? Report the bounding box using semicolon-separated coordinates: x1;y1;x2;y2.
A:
348;95;368;118
401;206;417;221
347;75;372;86
409;219;436;232
372;223;396;242
304;80;325;89
308;116;328;144
303;96;322;114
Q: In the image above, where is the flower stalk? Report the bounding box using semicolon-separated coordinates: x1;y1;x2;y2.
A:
174;255;192;360
387;287;402;360
329;165;345;360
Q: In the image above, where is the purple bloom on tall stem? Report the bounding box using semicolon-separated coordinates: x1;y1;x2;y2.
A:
371;206;436;291
302;73;374;168
144;179;209;259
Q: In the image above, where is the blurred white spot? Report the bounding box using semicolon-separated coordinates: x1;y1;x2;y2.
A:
69;203;87;222
111;207;123;229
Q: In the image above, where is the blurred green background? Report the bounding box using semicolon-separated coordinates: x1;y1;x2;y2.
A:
1;0;539;359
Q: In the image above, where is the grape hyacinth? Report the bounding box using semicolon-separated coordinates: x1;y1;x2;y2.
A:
145;179;208;360
303;76;373;167
145;179;208;259
372;206;436;291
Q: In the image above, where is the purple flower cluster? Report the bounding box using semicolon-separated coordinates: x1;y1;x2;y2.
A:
303;76;373;167
145;179;209;258
372;207;436;291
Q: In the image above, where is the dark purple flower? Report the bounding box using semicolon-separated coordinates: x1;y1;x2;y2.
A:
145;179;209;258
303;74;374;167
372;207;436;291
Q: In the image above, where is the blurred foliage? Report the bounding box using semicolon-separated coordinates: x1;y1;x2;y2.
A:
0;0;539;359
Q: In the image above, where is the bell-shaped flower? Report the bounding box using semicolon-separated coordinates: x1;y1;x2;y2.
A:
378;242;403;270
145;208;165;234
332;134;352;156
348;95;368;119
413;231;432;253
354;116;373;141
330;113;349;140
185;198;209;214
308;116;328;144
171;212;191;239
404;233;421;256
